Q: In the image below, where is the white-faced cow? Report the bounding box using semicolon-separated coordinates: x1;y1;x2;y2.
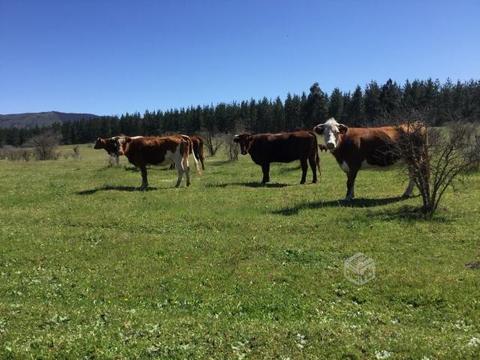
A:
233;131;321;184
114;135;201;189
313;118;421;200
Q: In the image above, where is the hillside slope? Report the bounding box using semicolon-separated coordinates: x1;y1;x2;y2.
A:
0;111;99;128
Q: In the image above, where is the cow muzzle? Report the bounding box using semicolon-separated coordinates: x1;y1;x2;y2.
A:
326;142;335;150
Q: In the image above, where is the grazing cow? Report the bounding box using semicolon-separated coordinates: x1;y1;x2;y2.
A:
313;118;421;200
233;131;321;184
115;135;201;189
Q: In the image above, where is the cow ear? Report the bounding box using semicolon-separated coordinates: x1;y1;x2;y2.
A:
314;124;325;135
338;124;348;134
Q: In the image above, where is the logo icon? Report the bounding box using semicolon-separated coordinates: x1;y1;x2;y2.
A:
344;253;375;285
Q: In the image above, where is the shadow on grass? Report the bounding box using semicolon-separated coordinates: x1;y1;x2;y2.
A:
273;196;407;216
278;164;302;173
369;205;451;223
206;181;289;189
76;185;159;195
207;159;236;166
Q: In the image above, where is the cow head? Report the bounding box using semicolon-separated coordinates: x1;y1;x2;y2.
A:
313;118;348;150
233;134;253;155
94;136;121;155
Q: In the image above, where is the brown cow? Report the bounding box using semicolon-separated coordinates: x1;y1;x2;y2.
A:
233;131;320;184
115;135;201;189
313;118;420;200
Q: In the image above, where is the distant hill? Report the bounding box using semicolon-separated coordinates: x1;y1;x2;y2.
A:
0;111;99;128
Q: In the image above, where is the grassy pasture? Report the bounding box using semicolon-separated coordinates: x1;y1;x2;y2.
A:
0;144;479;359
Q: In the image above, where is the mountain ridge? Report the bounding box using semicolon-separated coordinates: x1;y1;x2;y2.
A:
0;111;100;128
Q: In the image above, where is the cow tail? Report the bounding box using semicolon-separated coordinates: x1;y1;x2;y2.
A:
189;139;202;175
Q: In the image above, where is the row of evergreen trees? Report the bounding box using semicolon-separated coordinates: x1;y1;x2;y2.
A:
1;78;479;147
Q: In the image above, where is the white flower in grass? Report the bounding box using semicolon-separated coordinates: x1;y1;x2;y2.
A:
467;337;480;347
375;350;392;359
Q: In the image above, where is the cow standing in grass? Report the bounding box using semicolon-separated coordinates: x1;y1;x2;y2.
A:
113;135;201;189
313;118;422;200
233;131;321;184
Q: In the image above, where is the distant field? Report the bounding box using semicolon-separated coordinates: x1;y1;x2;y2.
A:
1;144;479;359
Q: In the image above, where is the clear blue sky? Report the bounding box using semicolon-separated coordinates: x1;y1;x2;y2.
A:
1;0;479;115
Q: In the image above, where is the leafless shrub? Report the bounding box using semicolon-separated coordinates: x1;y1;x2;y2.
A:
62;146;82;160
25;130;62;160
224;133;239;161
203;131;223;156
73;145;81;159
0;146;34;161
397;116;480;219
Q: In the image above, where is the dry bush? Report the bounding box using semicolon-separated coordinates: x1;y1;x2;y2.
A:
203;131;223;156
0;146;34;161
398;118;480;219
25;131;62;160
224;133;239;161
62;146;82;160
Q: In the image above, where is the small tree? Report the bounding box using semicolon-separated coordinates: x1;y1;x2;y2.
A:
398;119;480;219
203;131;223;156
25;130;61;160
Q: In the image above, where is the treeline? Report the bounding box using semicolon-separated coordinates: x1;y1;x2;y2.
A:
1;78;479;147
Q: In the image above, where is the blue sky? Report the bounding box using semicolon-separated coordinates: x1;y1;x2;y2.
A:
1;0;479;115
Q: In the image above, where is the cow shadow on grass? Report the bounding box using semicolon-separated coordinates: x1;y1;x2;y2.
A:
206;181;289;189
273;196;408;216
76;185;159;195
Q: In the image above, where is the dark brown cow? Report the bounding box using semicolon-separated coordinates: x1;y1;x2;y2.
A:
116;135;200;189
313;118;421;200
233;131;320;184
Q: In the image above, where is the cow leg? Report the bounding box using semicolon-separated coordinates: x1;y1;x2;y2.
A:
261;163;270;184
345;169;358;201
139;165;148;190
308;156;317;183
200;156;205;171
175;167;184;187
300;158;308;184
184;157;191;187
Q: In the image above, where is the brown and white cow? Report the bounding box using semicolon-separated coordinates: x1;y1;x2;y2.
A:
234;130;321;184
168;134;206;171
313;118;420;200
115;135;201;189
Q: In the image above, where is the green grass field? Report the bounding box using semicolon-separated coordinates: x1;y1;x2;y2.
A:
1;144;479;359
